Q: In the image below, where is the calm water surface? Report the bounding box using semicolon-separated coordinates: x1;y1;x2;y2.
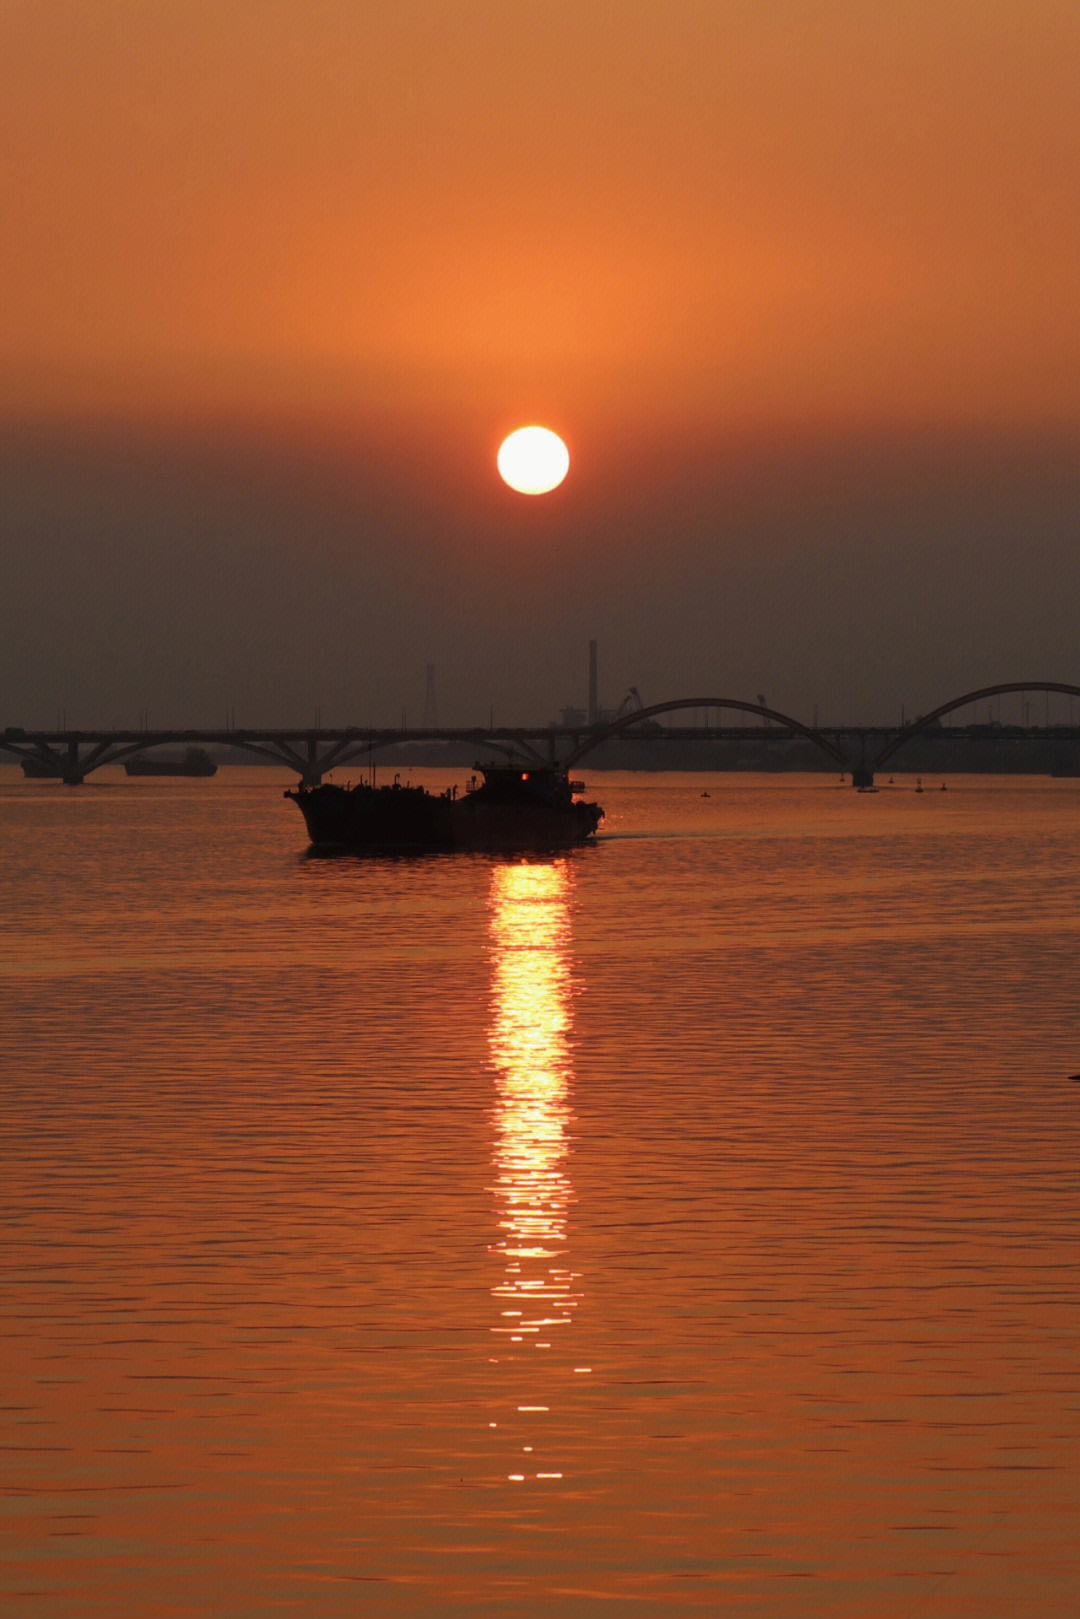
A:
2;769;1079;1616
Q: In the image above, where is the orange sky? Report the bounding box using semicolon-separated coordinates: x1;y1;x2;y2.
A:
5;1;1079;434
3;2;1079;731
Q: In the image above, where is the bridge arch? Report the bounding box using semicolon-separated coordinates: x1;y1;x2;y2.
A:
873;682;1080;774
285;728;551;781
0;725;555;784
562;698;849;772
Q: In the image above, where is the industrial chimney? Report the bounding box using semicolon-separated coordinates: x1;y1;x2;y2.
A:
588;640;599;727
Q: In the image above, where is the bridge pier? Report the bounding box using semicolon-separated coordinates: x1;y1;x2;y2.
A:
850;763;874;789
302;734;323;786
61;740;85;785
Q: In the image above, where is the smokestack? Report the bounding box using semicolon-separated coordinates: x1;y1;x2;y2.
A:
588;640;599;726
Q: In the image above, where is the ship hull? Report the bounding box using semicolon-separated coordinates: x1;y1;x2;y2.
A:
287;783;456;851
448;796;602;851
125;748;217;777
286;773;602;853
21;756;63;778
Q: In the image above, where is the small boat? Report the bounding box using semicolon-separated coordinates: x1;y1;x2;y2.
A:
285;762;603;853
21;754;63;778
124;747;217;777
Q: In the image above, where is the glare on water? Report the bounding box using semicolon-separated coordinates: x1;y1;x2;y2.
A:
488;861;580;1483
1;768;1079;1616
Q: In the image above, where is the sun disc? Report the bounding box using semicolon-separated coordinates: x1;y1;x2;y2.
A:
497;426;569;495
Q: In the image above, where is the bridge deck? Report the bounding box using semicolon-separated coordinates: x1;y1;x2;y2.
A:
4;711;1080;785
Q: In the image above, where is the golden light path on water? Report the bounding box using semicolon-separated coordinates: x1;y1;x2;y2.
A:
486;860;584;1484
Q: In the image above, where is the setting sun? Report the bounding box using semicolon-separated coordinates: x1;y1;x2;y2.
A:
496;427;570;495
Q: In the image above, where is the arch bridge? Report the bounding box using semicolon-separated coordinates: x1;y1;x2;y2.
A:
866;682;1080;786
2;681;1077;785
561;697;850;772
0;726;558;786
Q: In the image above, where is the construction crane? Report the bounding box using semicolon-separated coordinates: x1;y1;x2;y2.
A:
613;686;645;719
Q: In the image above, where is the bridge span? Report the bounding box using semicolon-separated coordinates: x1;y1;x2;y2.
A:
2;683;1078;785
1;722;805;785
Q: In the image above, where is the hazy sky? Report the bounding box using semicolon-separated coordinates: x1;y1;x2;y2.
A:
3;1;1079;729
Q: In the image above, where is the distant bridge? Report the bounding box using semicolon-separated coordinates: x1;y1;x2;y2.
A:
2;682;1078;785
872;683;1080;780
566;684;1080;786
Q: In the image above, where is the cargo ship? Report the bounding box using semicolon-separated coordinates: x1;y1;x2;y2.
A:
285;762;603;853
124;747;218;777
20;754;63;778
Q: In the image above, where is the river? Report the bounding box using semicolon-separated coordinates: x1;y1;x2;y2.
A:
2;768;1078;1616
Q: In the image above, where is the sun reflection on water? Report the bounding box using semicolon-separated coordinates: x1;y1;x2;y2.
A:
486;859;582;1481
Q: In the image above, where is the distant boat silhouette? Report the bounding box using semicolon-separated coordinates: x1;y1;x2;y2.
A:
125;747;217;777
21;755;62;779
